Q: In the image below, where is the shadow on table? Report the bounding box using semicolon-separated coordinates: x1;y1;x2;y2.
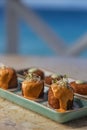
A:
65;116;87;128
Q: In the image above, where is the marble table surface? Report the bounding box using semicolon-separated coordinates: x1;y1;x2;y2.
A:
0;55;87;130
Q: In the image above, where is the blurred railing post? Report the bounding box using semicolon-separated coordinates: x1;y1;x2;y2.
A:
6;0;66;55
6;0;87;56
6;0;19;54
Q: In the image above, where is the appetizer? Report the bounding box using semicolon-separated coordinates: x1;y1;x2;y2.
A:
48;78;73;112
22;73;44;99
45;73;64;85
27;67;45;80
70;80;87;95
0;65;18;89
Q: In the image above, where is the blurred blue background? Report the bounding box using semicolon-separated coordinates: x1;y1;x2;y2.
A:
0;0;87;57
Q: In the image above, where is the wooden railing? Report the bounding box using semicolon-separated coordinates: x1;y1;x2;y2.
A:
6;0;87;56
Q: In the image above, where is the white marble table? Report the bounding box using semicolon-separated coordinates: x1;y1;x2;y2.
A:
0;55;87;130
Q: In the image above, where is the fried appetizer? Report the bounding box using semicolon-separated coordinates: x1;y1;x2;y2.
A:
45;73;63;85
48;78;73;112
70;80;87;95
27;68;44;80
0;65;18;89
22;73;44;99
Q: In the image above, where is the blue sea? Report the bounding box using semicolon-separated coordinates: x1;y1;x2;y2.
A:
0;7;87;57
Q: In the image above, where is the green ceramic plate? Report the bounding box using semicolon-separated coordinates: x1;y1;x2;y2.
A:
0;68;87;123
0;78;87;123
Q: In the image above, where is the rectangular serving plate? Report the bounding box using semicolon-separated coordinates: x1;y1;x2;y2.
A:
0;85;87;123
0;68;87;123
